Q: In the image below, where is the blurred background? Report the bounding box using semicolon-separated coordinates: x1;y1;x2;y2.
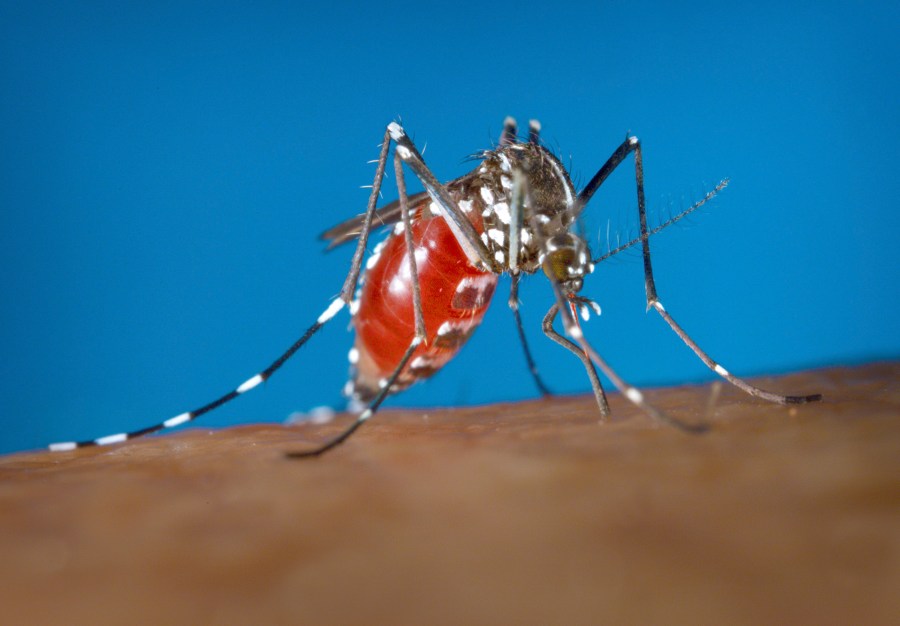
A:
1;1;897;453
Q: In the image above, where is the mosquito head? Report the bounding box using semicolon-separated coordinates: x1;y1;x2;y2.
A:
541;232;594;293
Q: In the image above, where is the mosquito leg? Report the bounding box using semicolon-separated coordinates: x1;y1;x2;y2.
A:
541;303;607;414
630;142;820;404
387;122;500;272
287;151;430;457
580;136;821;405
543;286;706;433
48;128;399;452
509;273;553;397
285;336;422;458
338;127;394;302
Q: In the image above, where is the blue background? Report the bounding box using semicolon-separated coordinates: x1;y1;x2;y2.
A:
2;1;897;453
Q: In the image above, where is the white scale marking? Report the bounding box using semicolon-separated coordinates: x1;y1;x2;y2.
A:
714;364;730;377
488;228;505;245
480;186;495;205
49;442;77;452
520;229;532;245
455;275;494;296
96;433;128;446
410;356;431;369
395;145;412;160
625;388;644;403
492;202;510;224
459;199;473;214
163;412;191;428
317;299;346;324
387;122;404;140
494;250;505;264
237;374;264;394
547;157;574;207
348;347;359;365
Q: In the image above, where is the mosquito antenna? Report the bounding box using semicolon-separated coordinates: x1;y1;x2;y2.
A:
593;179;728;264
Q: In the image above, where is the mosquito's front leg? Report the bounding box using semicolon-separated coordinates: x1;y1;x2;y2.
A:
387;122;501;273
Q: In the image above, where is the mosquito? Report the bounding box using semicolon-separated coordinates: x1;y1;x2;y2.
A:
49;117;821;457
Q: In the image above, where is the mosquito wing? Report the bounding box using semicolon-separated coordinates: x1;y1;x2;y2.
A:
320;171;479;249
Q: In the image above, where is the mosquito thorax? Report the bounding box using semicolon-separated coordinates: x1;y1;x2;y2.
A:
455;142;578;275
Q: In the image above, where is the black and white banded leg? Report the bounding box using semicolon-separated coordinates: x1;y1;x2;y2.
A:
48;129;398;452
579;136;822;406
288;123;489;456
288;152;429;456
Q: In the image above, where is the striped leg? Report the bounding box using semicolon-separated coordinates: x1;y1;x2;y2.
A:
287;151;429;457
582;136;821;405
544;293;707;434
48;128;397;452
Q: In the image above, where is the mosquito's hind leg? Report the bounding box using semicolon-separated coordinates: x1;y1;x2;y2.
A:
288;150;430;457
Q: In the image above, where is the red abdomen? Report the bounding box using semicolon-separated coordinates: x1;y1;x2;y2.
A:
349;213;497;401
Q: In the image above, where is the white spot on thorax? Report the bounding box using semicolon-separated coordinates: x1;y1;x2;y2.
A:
480;186;495;205
492;202;510;224
548;157;574;207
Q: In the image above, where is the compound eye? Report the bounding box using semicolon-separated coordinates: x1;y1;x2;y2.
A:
543;247;577;284
541;233;591;291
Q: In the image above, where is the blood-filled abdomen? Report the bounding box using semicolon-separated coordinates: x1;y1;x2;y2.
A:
348;213;497;402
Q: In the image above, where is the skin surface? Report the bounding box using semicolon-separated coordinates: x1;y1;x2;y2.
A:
1;363;897;626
